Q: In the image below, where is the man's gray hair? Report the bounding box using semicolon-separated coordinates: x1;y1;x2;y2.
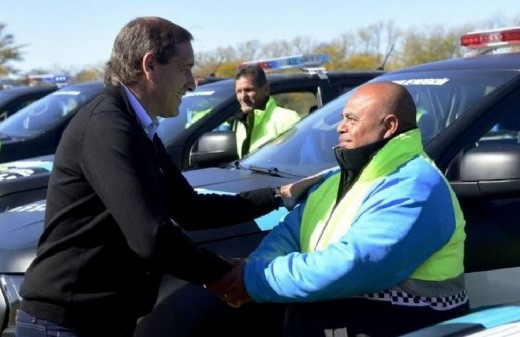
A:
104;17;193;86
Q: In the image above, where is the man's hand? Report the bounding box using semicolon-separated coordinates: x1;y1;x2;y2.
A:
279;170;325;210
207;258;252;308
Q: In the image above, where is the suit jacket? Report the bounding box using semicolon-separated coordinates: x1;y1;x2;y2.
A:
20;84;278;334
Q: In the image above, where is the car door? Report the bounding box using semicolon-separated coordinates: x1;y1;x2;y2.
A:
431;81;520;309
180;80;323;170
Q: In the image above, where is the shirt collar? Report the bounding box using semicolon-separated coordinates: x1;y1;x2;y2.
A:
123;85;158;140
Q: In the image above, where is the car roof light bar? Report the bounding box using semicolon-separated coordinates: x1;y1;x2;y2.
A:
238;54;330;72
460;26;520;50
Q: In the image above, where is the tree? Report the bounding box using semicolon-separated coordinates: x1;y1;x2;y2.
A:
396;26;466;68
72;66;104;83
313;42;348;69
0;24;25;76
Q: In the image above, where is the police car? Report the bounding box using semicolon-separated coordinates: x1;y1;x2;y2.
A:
0;85;57;122
1;28;520;336
0;81;104;163
0;54;381;166
0;54;382;212
158;53;383;169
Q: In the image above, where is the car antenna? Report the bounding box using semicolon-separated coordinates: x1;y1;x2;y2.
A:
377;43;395;71
209;57;224;77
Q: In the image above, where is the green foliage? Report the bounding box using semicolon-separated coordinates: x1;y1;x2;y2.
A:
71;67;104;83
0;24;24;76
396;26;466;68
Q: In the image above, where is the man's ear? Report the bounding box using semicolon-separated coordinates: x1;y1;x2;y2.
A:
142;53;155;79
384;114;399;137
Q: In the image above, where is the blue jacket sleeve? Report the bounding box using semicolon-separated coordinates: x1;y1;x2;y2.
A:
244;163;457;303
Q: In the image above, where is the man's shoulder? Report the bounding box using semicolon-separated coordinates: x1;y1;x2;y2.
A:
270;104;300;124
273;105;299;115
77;86;131;120
382;155;447;190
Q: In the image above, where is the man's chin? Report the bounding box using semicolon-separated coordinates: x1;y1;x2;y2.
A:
338;141;350;149
160;110;179;118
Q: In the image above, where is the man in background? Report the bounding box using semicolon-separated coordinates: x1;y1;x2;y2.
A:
234;64;301;157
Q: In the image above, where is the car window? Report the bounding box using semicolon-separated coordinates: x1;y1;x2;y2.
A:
240;69;519;177
209;91;319;132
273;91;318;118
386;70;518;143
479;109;520;145
239;91;348;177
0;85;101;138
0;91;46;122
156;85;233;145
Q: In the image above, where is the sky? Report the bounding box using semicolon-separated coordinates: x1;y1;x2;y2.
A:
1;0;519;74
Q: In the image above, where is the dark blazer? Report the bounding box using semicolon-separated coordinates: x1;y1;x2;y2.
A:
20;85;278;335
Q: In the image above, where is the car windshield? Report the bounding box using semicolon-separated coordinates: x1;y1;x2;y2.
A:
240;68;519;177
0;90;20;105
156;83;234;145
0;83;102;138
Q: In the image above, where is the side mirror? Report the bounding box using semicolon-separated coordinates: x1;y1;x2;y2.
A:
450;144;520;199
190;131;239;168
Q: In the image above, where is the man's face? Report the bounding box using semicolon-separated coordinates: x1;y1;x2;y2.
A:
336;91;389;149
151;41;196;118
235;75;269;114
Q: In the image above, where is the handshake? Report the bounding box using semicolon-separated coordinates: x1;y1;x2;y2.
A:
205;170;327;308
206;257;251;308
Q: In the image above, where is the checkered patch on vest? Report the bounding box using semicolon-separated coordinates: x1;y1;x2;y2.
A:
363;289;468;310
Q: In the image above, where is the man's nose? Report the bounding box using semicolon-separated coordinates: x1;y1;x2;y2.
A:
186;72;196;92
337;121;346;133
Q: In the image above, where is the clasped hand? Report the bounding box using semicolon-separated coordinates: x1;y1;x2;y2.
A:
279;170;324;210
206;257;252;308
207;171;327;307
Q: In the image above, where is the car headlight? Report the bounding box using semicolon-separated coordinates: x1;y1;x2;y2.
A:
0;274;24;331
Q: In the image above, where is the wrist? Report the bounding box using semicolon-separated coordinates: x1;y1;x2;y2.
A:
274;186;284;208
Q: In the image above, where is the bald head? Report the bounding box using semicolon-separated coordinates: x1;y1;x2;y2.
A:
355;82;417;131
337;81;417;149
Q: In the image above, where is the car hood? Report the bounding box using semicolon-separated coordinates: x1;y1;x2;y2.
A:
0;159;292;187
0;155;55;211
0;154;54;179
0;137;22;153
0;199;45;272
0;167;296;272
183;167;296;193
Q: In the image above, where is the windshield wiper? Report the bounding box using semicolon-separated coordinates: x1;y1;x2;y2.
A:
233;160;301;178
232;160;245;170
248;165;283;177
0;132;14;141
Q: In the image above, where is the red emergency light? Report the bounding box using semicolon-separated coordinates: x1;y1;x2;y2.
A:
460;27;520;49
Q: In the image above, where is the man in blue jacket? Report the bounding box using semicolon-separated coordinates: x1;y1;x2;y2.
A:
211;82;469;337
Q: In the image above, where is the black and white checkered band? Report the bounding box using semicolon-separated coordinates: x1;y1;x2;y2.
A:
362;289;468;311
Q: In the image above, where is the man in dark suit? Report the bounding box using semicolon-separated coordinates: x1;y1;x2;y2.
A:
16;17;318;337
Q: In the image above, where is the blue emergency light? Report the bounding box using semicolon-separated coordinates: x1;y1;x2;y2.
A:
239;54;330;72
